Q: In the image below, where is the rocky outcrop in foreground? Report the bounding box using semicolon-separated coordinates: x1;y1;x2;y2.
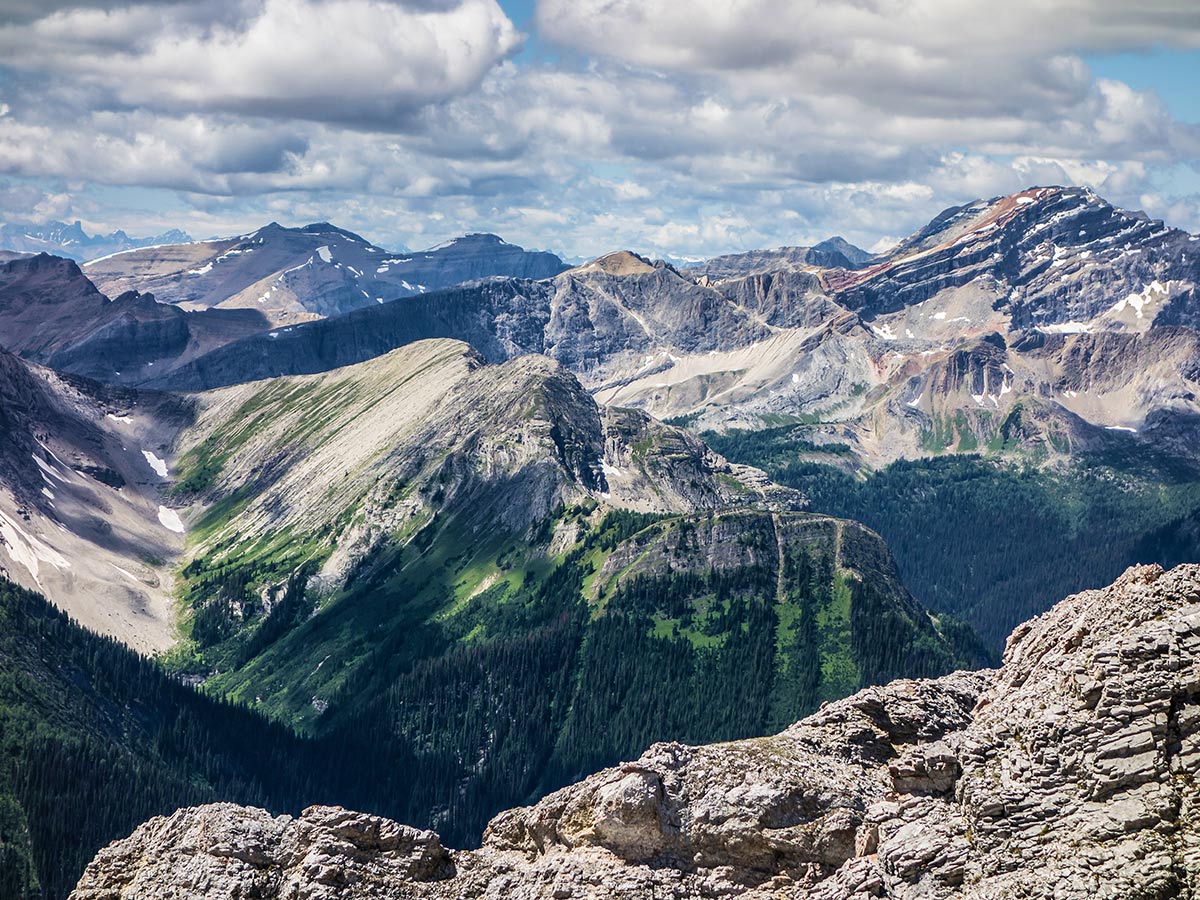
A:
72;563;1200;899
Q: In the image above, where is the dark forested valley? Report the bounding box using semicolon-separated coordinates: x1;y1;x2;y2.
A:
704;427;1200;648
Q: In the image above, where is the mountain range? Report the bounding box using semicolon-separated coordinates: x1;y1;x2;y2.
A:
55;186;1191;470
83;226;567;326
2;187;1198;647
0;221;191;263
1;185;1199;899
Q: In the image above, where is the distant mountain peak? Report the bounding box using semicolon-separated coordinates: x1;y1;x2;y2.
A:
571;250;657;276
458;232;509;244
0;220;192;263
843;185;1164;288
811;235;872;266
423;233;515;252
299;222;371;243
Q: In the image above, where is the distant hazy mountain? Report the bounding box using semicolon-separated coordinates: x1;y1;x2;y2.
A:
686;236;873;278
84;225;567;325
812;235;874;265
0;220;191;262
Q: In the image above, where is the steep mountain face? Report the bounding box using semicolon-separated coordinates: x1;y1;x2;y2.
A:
83;226;565;326
0;221;190;263
164;338;771;594
542;252;772;380
142;187;1200;470
0;253;271;385
0;254;110;358
833;186;1192;321
0;346;188;651
72;562;1200;900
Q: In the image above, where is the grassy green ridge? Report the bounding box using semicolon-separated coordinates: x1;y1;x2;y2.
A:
162;493;981;848
302;509;980;843
0;501;982;893
703;426;1200;648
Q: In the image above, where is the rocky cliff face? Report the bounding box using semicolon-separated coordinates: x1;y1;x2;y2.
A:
543;253;772;381
71;561;1200;899
833;186;1193;321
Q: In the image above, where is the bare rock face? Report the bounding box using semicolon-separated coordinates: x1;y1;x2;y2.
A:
71;563;1200;899
71;804;452;900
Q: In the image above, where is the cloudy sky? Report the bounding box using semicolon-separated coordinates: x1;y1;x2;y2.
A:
0;0;1197;258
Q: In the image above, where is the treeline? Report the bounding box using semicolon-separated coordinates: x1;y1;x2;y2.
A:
703;427;1200;647
316;525;972;847
0;578;411;900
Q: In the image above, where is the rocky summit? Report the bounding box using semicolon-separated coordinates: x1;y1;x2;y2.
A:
70;562;1200;899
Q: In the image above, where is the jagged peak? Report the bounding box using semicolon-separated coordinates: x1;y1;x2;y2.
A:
869;184;1171;273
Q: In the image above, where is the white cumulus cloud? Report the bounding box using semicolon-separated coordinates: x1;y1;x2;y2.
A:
0;0;520;126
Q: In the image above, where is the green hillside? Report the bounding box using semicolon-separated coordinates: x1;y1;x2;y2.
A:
704;426;1200;647
185;504;985;843
0;577;429;900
